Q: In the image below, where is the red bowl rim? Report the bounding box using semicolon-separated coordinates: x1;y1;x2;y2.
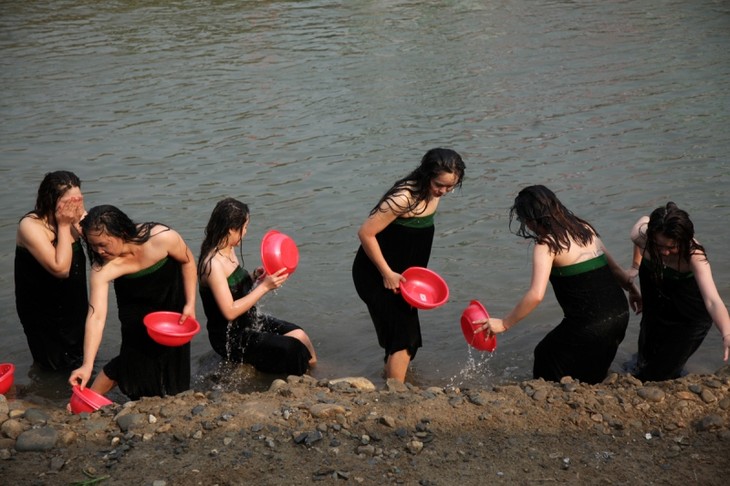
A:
400;267;449;309
463;299;489;322
143;312;201;337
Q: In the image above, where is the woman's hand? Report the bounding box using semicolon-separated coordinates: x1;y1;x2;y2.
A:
260;268;289;291
68;364;92;389
179;302;197;324
252;266;265;281
628;286;642;314
56;194;85;226
474;317;507;335
382;270;404;292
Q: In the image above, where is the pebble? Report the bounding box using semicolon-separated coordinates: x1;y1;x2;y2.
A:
24;408;49;425
406;440;423;454
696;414;724;432
380;415;396;428
700;389;717;404
637;387;665;403
1;419;24;439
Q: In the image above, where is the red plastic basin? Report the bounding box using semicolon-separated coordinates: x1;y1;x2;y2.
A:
0;363;15;395
69;385;113;414
260;230;299;275
460;300;497;352
143;311;200;347
400;267;449;310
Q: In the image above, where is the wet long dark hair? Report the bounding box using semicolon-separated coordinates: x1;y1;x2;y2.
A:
509;185;596;254
369;148;465;216
643;202;706;278
198;198;250;277
24;170;81;225
80;205;165;267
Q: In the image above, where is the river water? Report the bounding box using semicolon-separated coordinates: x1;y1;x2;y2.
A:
1;0;729;403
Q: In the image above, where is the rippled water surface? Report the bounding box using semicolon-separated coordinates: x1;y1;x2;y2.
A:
2;0;729;402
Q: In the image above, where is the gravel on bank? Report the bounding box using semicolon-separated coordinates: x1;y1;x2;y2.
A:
1;367;729;485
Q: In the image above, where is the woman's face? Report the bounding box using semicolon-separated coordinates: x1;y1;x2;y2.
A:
654;233;679;257
429;172;459;198
86;230;123;261
227;218;249;247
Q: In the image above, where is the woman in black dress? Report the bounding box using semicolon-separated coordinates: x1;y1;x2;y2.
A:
352;148;465;383
630;202;730;381
68;205;197;400
15;171;88;371
198;198;316;375
476;186;640;384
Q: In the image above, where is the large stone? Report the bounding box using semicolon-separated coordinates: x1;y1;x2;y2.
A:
15;427;58;452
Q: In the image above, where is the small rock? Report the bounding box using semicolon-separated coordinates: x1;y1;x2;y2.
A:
269;379;288;393
8;409;25;420
637;387;665;403
448;396;464;407
50;456;66;471
309;403;346;418
384;379;408;393
356;444;375;456
24;409;49;425
57;430;76;446
700;389;717;404
116;413;147;432
407;440;423;454
696;414;724;432
0;419;25;439
380;415;396;428
329;377;376;391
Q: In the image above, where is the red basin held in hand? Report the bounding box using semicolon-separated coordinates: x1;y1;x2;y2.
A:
460;300;497;352
143;311;200;347
400;267;449;310
69;385;113;414
0;363;15;395
260;230;299;276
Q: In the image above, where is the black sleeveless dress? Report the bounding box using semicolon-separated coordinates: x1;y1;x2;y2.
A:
534;254;629;384
14;242;88;371
352;214;435;361
104;257;190;400
635;260;712;381
200;266;311;375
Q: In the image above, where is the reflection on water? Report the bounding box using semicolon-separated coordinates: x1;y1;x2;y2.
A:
1;0;729;405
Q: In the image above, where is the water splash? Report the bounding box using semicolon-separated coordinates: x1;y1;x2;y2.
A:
446;346;497;388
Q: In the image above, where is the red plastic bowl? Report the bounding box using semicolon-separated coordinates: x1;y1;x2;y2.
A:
260;229;299;275
400;267;449;310
0;363;15;395
460;300;497;352
69;385;113;414
143;311;200;347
